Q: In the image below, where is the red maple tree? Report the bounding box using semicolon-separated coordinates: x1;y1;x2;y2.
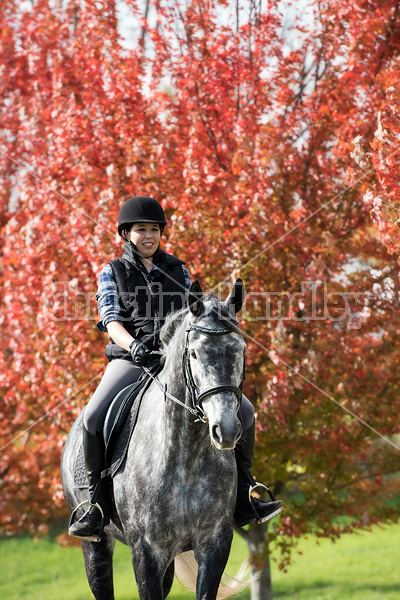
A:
1;1;400;598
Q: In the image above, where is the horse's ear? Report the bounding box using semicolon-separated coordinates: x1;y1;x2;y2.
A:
188;280;205;317
225;278;245;315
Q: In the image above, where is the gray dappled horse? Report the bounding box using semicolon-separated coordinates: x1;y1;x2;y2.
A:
61;280;248;600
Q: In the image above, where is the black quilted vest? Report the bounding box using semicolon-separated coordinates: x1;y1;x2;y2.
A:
104;242;186;361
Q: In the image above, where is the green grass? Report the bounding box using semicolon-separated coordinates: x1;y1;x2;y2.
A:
1;523;400;599
272;524;400;599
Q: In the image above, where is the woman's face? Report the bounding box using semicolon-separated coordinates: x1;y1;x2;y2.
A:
128;222;161;258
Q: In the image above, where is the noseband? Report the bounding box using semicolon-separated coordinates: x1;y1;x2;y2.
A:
182;322;244;422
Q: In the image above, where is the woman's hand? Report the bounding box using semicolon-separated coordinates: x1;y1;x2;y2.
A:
106;321;153;365
129;339;152;366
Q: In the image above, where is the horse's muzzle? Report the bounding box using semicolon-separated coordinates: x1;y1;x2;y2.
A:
210;420;241;450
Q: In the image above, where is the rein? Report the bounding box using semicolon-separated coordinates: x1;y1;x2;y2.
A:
143;320;244;424
143;365;208;423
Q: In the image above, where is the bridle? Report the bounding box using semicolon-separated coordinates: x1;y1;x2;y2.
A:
182;322;244;421
144;319;245;423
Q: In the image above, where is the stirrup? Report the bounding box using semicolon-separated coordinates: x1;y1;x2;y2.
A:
69;500;105;542
249;482;282;525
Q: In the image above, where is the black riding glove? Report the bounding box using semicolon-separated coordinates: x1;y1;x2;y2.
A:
129;339;152;366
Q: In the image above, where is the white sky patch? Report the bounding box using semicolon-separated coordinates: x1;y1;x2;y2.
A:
279;0;316;54
117;0;142;50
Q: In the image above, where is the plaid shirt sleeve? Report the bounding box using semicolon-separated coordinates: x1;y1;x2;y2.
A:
96;264;122;332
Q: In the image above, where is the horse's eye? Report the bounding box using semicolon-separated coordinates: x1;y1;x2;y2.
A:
190;349;197;359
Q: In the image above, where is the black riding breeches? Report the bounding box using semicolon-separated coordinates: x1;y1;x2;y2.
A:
84;359;144;435
238;395;255;431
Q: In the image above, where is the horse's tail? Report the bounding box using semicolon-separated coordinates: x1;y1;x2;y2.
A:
175;551;254;599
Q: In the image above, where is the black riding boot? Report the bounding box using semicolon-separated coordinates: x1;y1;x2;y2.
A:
68;427;110;542
234;420;283;527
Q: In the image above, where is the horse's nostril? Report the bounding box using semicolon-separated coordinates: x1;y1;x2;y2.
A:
211;422;241;449
212;424;222;443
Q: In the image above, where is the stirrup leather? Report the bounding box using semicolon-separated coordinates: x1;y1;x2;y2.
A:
69;500;105;542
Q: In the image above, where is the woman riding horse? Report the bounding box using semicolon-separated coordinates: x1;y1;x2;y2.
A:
68;196;282;541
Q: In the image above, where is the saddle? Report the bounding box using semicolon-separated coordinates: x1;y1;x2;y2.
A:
103;366;158;465
73;363;162;488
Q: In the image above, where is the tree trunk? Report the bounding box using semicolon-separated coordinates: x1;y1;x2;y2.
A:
247;522;273;600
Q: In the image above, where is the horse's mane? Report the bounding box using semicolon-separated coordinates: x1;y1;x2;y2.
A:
159;293;241;359
160;305;190;350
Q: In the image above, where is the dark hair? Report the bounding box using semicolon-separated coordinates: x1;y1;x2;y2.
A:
122;222;162;241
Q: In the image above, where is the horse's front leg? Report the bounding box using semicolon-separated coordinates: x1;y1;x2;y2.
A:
194;525;233;600
81;533;116;600
131;541;169;600
163;561;175;599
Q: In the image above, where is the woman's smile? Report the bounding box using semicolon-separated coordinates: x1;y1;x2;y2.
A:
129;223;161;259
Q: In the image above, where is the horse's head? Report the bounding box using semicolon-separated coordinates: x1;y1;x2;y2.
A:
185;279;246;450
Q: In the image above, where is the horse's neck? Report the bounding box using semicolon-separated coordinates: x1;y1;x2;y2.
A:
160;364;209;457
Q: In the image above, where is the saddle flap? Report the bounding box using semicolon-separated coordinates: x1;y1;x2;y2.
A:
103;363;163;469
103;378;146;461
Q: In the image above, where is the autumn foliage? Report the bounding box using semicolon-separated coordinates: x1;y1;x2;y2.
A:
1;0;400;578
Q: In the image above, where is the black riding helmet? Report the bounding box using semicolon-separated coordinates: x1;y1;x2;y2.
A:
118;196;167;238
